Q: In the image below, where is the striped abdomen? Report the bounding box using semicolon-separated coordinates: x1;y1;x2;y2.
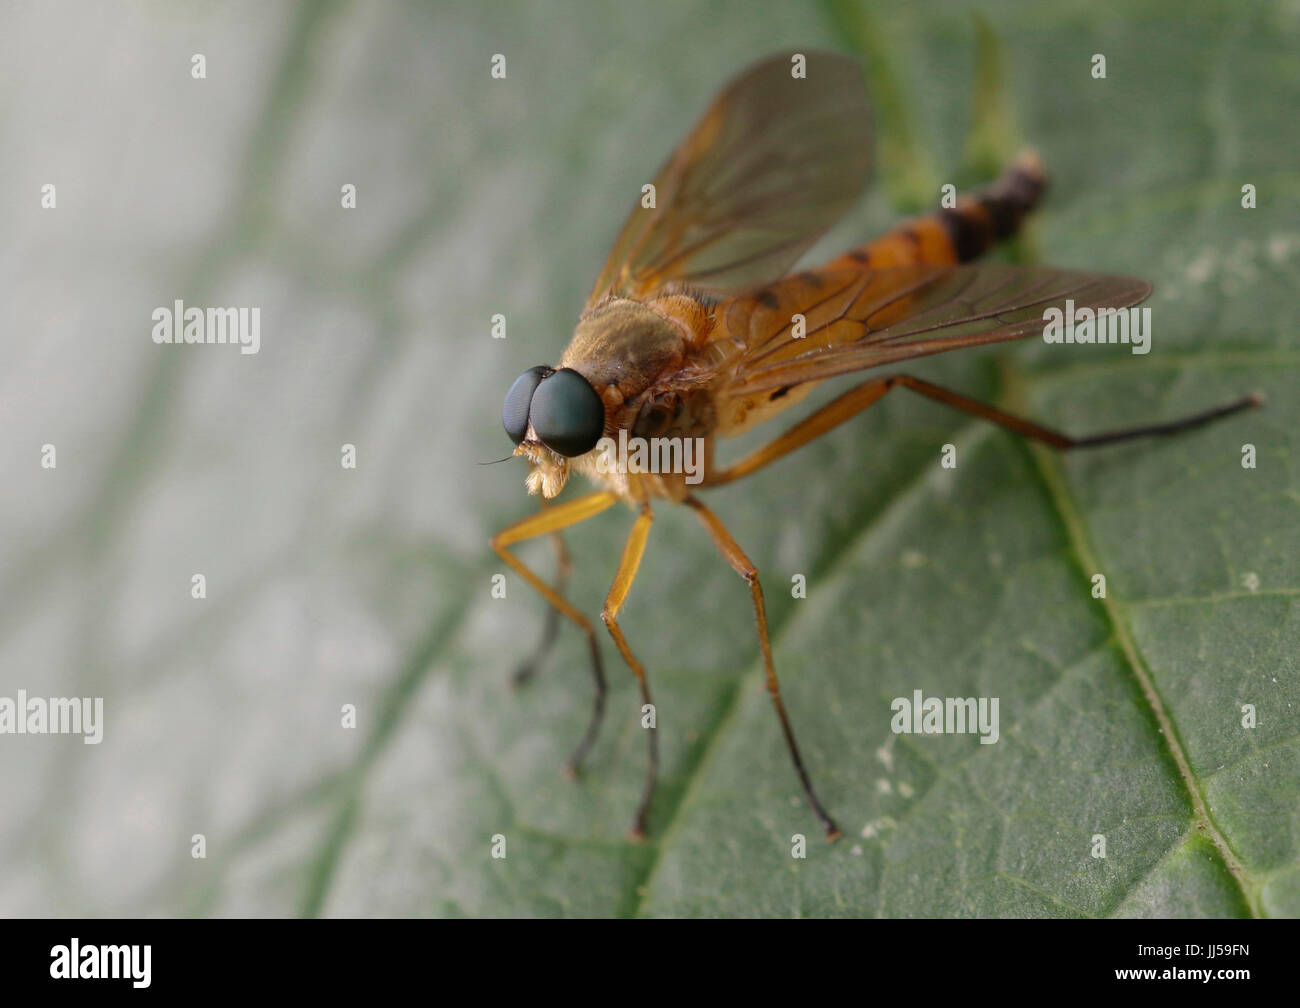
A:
826;151;1047;269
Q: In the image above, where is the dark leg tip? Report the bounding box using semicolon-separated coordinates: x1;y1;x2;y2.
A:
627;825;648;843
562;761;580;780
1248;391;1267;408
825;826;843;843
510;664;536;689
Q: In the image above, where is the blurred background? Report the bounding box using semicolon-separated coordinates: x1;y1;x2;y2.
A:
2;0;1297;917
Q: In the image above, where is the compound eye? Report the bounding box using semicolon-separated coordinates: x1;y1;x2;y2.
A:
529;368;605;457
502;366;552;445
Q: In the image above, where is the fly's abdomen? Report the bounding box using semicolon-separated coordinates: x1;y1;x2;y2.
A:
825;151;1047;269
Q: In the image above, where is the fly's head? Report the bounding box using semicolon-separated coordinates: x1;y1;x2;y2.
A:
501;365;606;499
502;299;689;499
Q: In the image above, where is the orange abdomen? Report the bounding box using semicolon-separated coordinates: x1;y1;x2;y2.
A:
824;151;1047;270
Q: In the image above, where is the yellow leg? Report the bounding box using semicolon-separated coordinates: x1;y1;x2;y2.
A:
684;496;840;840
706;379;894;486
511;527;573;687
599;504;658;839
492;491;618;773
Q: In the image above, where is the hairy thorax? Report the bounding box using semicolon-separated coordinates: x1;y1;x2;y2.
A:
558;295;718;502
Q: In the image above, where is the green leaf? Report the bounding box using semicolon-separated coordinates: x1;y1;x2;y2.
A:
8;1;1294;919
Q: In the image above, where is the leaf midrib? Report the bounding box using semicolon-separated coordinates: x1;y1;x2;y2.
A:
1023;423;1264;917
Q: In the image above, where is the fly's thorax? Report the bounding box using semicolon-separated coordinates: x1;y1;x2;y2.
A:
629;386;717;441
560;298;688;408
547;296;719;501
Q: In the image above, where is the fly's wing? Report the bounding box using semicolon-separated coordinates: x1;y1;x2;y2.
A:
586;51;872;305
709;263;1151;433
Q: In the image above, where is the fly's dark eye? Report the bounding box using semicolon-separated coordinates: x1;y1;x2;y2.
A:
502;366;551;445
529;367;605;457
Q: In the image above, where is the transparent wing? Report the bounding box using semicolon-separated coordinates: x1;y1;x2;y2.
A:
710;263;1150;410
586;51;872;305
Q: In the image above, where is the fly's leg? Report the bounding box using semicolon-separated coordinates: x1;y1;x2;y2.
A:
698;374;1259;835
880;376;1261;449
684;495;841;841
706;378;894;486
706;375;1262;486
492;491;617;775
511;528;572;687
599;504;658;840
